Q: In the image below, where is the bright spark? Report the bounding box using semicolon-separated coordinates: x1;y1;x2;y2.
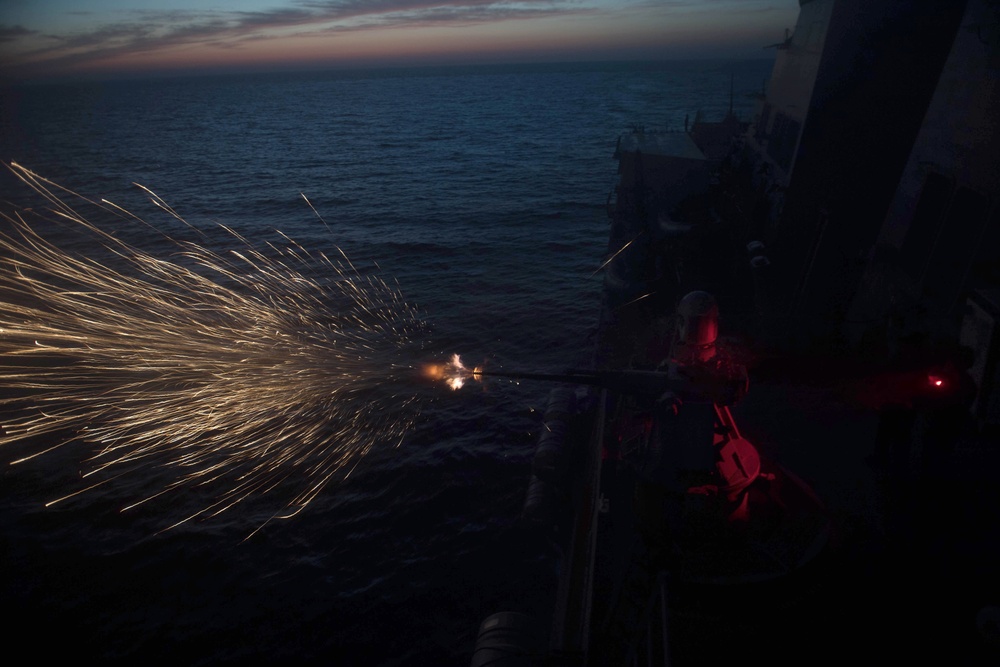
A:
592;231;644;277
0;163;427;533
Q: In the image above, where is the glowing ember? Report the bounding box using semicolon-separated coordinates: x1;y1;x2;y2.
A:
0;163;427;534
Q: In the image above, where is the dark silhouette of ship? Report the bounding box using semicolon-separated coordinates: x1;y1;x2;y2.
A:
472;1;1000;664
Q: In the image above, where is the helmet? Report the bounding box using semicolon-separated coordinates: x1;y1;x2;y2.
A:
675;291;718;360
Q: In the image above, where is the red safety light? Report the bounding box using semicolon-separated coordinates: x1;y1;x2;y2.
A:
928;374;945;388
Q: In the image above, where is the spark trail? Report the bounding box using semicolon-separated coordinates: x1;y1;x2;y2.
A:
0;163;427;532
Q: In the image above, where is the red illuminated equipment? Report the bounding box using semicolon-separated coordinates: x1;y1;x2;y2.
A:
475;292;832;666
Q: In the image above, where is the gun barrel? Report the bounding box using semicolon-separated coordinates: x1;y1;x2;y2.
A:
474;369;604;386
475;368;681;398
476;367;747;404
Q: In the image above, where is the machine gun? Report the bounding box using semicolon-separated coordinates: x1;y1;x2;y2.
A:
474;364;746;406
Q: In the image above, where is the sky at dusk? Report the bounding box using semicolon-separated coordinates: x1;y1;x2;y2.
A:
0;1;798;81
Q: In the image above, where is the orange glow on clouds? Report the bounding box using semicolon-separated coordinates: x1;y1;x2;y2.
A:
87;18;640;74
0;2;799;81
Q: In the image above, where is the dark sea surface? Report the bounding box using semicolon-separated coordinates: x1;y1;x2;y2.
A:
0;60;773;665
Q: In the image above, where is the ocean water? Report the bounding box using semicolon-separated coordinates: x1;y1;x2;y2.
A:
0;60;773;666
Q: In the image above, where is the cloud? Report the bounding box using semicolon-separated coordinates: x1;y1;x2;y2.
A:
0;1;796;79
307;0;593;34
0;24;36;43
1;1;604;77
232;1;587;33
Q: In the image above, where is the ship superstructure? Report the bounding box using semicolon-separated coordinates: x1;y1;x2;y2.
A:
472;1;1000;664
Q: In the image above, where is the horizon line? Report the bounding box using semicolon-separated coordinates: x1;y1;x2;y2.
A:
2;54;777;87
